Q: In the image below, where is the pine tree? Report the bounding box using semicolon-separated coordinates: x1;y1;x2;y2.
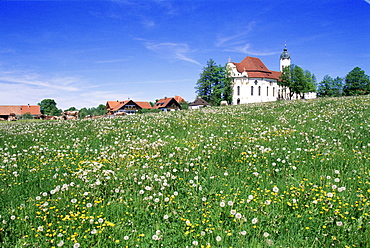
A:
317;75;343;97
343;67;370;96
195;59;232;106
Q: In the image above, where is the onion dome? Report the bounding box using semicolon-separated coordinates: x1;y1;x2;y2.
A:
280;45;290;60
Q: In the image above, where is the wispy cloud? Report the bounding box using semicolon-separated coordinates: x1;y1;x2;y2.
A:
215;21;256;48
225;43;279;56
215;21;277;56
365;0;370;5
145;42;201;65
94;58;132;64
96;78;192;87
0;71;81;91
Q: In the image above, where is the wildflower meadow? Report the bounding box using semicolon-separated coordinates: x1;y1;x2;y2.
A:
0;96;369;247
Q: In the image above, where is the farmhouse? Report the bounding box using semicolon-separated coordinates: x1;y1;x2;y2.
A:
0;105;41;120
153;97;182;111
106;100;151;115
189;97;211;109
227;45;316;105
174;95;186;104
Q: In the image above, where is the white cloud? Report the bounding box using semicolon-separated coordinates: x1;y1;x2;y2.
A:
145;42;201;65
215;21;277;56
365;0;370;5
215;21;256;48
0;79;134;110
0;71;80;91
225;43;279;56
94;58;131;64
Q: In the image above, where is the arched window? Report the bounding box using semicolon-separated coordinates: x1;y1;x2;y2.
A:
267;86;269;96
258;86;261;96
251;86;254;96
237;98;240;105
237;86;240;96
273;87;275;97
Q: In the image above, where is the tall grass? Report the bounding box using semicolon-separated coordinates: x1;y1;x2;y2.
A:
0;96;369;247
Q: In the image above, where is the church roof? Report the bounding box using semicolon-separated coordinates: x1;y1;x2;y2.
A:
232;56;281;80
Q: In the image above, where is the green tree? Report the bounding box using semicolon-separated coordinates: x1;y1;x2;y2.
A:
179;101;189;110
343;67;370;96
17;112;33;120
279;65;316;99
317;75;343;97
78;104;106;119
79;108;89;119
38;99;61;116
304;70;317;93
64;106;77;111
195;59;232;106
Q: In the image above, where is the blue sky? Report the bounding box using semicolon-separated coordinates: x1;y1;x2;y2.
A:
0;0;369;110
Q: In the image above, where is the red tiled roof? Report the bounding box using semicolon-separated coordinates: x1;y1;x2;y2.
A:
111;100;132;111
135;102;152;109
232;56;281;80
0;105;41;116
106;101;121;110
153;97;181;109
174;95;185;103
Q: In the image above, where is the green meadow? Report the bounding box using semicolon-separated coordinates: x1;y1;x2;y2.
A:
0;96;369;248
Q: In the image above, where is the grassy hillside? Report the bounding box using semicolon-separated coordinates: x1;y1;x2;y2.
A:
0;96;369;247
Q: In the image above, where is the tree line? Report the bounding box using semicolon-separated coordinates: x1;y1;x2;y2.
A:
195;59;370;104
37;99;107;119
317;67;370;97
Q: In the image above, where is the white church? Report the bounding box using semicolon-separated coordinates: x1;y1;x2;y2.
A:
227;46;316;105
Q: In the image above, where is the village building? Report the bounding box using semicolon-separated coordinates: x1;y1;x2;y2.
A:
106;100;151;115
0;105;41;120
174;95;186;104
227;45;316;105
189;97;211;109
135;102;152;110
153;97;182;111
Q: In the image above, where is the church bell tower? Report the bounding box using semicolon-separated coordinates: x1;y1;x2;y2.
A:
280;43;291;72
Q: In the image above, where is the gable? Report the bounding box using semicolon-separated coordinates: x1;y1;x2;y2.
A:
112;100;141;111
153;98;181;109
190;98;210;106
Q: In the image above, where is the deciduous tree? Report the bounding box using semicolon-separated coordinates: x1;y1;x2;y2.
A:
38;99;61;116
279;65;316;99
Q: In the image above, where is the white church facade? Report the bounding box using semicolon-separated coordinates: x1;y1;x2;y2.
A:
227;46;316;105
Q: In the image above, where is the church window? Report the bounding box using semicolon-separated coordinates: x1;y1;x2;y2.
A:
258;86;261;96
251;86;254;96
237;86;240;96
237;98;240;105
254;80;258;85
273;87;275;97
267;86;269;96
